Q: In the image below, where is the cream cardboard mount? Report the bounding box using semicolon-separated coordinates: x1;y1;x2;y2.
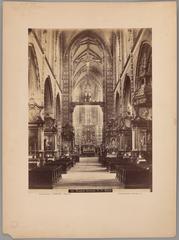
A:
3;1;176;238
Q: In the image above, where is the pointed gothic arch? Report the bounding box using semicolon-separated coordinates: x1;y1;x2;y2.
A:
28;44;40;98
123;75;131;115
65;30;111;59
44;77;53;117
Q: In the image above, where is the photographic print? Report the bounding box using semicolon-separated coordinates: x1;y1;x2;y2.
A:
28;28;152;192
3;2;176;238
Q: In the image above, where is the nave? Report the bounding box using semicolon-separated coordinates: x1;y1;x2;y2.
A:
29;152;152;191
28;28;152;191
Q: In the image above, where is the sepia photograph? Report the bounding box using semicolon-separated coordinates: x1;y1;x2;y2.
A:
3;2;176;238
28;28;152;192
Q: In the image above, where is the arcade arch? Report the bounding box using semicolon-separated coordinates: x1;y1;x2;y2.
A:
44;77;53;117
123;75;132;116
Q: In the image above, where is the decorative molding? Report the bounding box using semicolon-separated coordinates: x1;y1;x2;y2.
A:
28;98;44;124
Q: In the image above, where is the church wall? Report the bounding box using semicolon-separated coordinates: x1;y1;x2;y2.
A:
115;28;152;108
28;29;63;161
114;28;152;154
28;28;152;162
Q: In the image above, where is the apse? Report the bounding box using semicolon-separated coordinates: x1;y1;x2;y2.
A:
73;105;103;146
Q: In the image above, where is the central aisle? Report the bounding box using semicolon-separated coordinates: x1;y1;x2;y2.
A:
54;157;121;189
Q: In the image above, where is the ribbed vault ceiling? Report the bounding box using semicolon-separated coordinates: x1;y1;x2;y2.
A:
71;36;103;89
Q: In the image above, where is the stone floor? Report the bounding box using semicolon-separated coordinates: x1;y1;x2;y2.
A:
54;157;122;189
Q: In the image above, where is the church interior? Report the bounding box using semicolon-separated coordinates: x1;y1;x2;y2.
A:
28;28;152;191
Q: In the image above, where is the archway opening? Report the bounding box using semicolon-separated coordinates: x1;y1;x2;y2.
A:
56;94;61;124
69;31;105;152
28;45;40;100
123;76;131;116
44;77;53;117
28;45;41;157
44;77;55;152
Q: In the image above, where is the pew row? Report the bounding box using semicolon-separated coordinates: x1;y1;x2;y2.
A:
99;151;152;190
116;163;152;190
29;165;62;189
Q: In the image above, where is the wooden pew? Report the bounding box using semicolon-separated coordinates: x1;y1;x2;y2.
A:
29;165;63;189
116;162;152;190
71;154;79;164
59;156;74;173
105;151;129;172
98;151;107;166
46;156;73;174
